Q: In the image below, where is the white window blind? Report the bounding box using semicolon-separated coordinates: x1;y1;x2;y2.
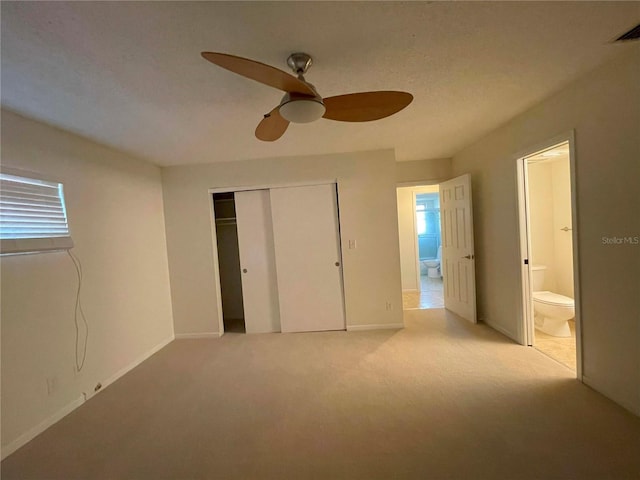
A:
0;172;73;254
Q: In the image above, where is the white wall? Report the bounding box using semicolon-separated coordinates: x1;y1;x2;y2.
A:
1;110;175;455
397;185;439;291
162;150;404;334
451;49;640;415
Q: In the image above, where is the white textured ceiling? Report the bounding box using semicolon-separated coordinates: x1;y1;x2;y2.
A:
1;2;638;166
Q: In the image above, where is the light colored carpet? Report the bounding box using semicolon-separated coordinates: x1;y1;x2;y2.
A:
2;309;639;480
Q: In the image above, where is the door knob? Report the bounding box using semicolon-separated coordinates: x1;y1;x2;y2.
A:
242;268;248;273
462;254;474;260
335;262;340;267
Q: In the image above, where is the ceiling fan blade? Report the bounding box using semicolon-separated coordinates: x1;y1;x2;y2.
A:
201;52;315;96
322;91;413;122
255;107;290;141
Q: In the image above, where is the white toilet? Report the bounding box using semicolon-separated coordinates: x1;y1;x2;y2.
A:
531;265;575;337
421;246;442;278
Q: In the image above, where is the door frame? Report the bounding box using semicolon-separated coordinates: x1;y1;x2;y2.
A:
208;179;344;335
412;186;442;291
396;183;441;294
412;190;421;293
515;131;583;380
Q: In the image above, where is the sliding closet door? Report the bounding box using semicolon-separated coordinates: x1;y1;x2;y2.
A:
235;190;281;333
270;184;345;333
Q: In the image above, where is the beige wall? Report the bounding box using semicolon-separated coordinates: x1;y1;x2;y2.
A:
551;159;574;298
397;185;440;291
528;162;558;292
396;158;452;184
162;150;404;334
397;188;419;291
528;157;574;296
1;110;175;454
452;49;640;414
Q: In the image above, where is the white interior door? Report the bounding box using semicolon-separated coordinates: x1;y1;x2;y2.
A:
235;190;281;333
270;184;345;333
439;174;477;323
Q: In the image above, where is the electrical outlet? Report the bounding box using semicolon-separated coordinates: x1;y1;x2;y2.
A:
83;382;103;402
385;302;392;311
349;239;357;249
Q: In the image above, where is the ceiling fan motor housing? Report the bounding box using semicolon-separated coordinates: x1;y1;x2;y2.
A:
287;53;313;75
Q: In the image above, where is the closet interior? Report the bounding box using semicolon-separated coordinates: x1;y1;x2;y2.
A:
212;192;246;333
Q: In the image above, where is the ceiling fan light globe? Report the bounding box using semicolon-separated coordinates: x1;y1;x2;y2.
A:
279;99;326;123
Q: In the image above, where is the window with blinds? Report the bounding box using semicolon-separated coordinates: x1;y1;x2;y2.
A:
0;172;73;255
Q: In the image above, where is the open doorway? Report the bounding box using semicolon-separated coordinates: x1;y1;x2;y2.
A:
517;139;581;374
397;185;443;310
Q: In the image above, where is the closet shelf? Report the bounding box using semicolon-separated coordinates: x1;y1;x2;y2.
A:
215;217;236;226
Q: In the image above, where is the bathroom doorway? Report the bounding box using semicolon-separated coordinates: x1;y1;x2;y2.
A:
397;185;443;310
517;137;581;376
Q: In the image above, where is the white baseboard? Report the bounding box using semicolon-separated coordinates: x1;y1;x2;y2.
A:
1;395;84;460
346;323;404;332
174;332;221;339
0;335;175;461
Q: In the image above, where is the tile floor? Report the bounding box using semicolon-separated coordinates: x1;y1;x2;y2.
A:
402;274;444;309
534;320;576;370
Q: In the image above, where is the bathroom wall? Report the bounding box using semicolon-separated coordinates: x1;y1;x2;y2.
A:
551;159;574;297
527;157;573;297
397;185;439;291
527;161;557;292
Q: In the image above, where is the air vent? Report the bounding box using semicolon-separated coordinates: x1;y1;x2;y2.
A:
615;23;640;42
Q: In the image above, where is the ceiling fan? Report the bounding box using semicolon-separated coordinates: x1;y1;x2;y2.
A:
201;52;414;141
